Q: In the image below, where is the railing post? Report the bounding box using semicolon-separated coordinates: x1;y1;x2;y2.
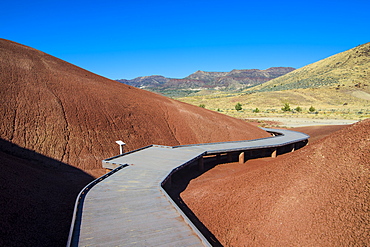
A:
271;148;277;158
198;157;204;171
216;154;221;163
239;152;245;164
227;152;233;162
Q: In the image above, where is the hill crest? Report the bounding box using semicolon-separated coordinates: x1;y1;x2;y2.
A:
247;42;370;93
0;38;269;176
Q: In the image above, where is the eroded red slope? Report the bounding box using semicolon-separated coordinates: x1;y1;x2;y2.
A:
182;120;370;246
0;39;269;176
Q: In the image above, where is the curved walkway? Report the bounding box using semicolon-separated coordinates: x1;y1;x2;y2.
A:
67;128;309;246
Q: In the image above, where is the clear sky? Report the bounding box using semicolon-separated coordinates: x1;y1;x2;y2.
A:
1;0;369;79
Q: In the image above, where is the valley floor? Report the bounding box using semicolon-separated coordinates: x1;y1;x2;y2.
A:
247;116;358;127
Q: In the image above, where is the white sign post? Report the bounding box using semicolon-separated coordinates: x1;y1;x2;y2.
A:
115;140;126;155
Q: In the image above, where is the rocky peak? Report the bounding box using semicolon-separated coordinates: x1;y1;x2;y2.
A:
118;67;295;90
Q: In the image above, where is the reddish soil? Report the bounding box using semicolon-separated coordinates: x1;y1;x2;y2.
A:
293;124;347;143
0;38;269;177
0;39;269;246
181;120;370;246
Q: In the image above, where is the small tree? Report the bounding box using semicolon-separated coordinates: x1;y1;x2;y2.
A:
309;106;316;112
199;104;205;108
295;106;302;112
281;103;291;112
253;108;260;113
235;102;242;111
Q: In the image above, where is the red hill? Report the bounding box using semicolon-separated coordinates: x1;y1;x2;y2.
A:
0;38;269;246
182;119;370;246
0;39;269;246
0;38;269;177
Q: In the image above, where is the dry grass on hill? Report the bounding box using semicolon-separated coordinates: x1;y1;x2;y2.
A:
249;42;370;93
177;87;370;120
176;43;370;121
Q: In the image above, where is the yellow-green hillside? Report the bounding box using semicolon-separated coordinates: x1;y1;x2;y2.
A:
177;43;370;121
247;42;370;93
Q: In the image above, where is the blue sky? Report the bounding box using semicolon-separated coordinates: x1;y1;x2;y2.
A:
1;0;369;79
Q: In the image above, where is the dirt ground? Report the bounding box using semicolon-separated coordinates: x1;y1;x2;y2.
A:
247;117;358;127
181;120;370;246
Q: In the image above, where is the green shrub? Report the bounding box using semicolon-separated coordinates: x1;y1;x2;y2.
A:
235;102;242;111
309;106;316;112
253;108;260;113
199;104;205;108
295;106;302;112
281;103;291;112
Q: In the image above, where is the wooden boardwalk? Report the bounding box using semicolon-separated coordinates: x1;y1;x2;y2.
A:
68;128;309;246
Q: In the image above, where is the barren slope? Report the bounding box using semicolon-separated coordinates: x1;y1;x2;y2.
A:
0;38;269;176
182;120;370;246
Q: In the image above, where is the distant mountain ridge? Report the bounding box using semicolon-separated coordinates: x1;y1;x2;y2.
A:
117;67;295;91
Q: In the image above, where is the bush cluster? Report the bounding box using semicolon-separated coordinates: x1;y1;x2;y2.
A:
280;103;316;113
